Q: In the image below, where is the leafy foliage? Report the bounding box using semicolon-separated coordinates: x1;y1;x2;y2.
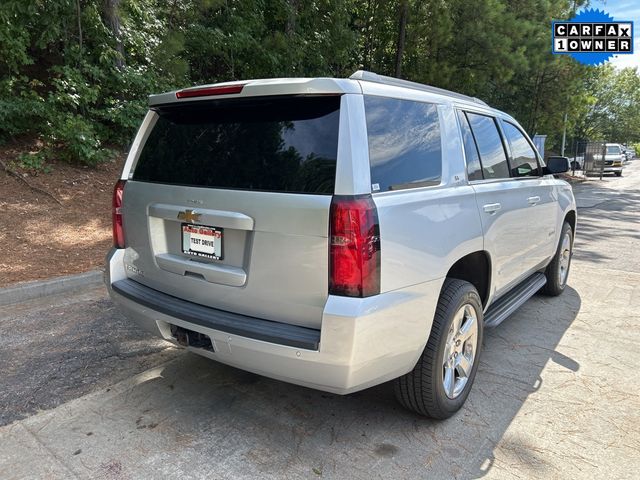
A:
0;0;638;167
575;65;640;143
0;0;180;165
45;112;114;166
16;151;50;174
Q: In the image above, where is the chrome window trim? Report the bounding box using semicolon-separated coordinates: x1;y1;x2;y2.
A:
371;181;446;197
468;176;543;186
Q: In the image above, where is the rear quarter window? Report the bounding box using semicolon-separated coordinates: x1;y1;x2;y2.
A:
132;96;340;194
364;96;442;192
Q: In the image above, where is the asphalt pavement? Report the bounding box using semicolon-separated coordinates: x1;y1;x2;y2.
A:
1;162;639;479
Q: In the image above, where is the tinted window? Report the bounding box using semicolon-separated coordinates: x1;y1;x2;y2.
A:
365;96;442;191
503;122;540;177
133;96;340;194
466;112;510;179
457;110;483;180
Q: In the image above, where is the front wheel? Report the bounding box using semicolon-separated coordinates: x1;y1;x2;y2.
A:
615;171;622;177
542;222;573;296
394;279;483;419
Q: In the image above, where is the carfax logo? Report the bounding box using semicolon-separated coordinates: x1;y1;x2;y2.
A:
552;9;633;65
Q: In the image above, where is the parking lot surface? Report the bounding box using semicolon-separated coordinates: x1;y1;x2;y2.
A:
1;162;639;479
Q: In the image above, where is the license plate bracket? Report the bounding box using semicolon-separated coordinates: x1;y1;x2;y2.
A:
181;223;223;260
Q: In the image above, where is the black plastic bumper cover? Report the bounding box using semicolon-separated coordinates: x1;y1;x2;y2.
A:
111;279;321;350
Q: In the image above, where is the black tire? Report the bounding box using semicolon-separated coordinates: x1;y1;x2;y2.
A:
394;279;483;419
615;171;622;177
542;222;573;296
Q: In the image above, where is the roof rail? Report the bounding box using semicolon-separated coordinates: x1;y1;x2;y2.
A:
349;70;488;106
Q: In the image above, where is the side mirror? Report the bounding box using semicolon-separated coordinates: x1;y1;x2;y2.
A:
545;156;569;174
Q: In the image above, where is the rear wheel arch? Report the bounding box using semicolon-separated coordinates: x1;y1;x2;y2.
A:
395;278;484;418
445;251;491;308
564;210;577;238
542;221;573;296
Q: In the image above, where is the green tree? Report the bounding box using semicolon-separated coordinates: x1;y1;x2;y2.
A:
0;0;637;166
574;66;640;143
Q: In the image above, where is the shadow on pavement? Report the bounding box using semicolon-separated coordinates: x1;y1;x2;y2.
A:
572;185;640;269
102;286;582;479
0;290;179;427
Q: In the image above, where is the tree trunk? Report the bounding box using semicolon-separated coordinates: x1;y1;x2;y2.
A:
286;0;299;36
285;0;300;75
103;0;124;69
76;0;83;53
362;0;374;71
394;0;408;78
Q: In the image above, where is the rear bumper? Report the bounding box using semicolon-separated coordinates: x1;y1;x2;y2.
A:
603;165;623;172
111;278;321;350
106;248;440;394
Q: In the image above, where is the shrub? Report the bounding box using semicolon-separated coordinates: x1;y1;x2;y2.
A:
0;77;46;140
16;151;49;174
45;113;113;166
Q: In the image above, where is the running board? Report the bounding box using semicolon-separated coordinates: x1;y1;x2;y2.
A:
484;273;547;328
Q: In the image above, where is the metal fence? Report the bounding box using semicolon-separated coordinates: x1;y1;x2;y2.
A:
570;140;606;179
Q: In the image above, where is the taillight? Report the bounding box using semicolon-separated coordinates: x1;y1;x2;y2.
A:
329;195;381;297
112;179;126;248
176;84;245;99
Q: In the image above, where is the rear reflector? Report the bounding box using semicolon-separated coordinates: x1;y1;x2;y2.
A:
329;195;381;297
176;84;245;99
112;179;126;248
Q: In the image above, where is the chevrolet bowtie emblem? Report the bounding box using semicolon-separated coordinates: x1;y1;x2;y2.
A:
177;209;201;223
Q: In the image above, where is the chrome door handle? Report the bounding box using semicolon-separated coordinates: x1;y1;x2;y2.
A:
527;196;541;205
483;203;501;214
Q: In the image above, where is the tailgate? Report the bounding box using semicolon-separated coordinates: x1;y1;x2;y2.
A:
120;95;342;329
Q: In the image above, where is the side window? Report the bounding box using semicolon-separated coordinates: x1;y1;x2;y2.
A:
457;110;483;181
502;121;540;177
466;112;510;179
364;96;442;191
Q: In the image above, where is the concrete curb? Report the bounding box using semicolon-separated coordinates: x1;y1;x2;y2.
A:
0;270;104;307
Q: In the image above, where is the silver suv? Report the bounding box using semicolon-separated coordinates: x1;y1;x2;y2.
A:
106;71;576;419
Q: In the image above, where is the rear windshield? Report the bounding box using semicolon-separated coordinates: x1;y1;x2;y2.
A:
133;96;341;194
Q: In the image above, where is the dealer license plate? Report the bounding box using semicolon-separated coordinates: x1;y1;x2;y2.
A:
181;223;223;260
